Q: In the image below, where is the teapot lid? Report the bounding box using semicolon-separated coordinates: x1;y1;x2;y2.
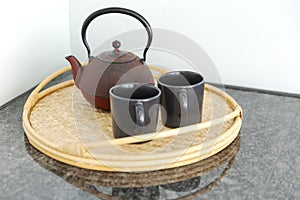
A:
97;40;136;63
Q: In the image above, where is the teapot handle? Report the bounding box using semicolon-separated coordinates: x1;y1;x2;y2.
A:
81;7;153;62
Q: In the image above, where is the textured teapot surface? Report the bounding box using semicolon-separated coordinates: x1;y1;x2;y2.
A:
78;53;154;99
96;40;137;63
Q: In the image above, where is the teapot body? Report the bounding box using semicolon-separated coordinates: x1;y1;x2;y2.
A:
77;57;154;111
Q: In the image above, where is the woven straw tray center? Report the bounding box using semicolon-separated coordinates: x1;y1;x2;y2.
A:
30;85;231;153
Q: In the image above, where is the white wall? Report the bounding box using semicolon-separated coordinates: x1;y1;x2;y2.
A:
0;0;70;106
69;0;300;94
1;0;299;107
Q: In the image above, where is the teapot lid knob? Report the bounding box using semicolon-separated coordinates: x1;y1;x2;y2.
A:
112;40;121;50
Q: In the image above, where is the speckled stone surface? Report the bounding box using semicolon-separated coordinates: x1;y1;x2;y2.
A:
0;72;299;199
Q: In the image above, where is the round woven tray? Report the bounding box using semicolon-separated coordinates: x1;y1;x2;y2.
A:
23;66;242;172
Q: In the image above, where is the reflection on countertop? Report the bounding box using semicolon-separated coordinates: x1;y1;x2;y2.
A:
24;133;240;200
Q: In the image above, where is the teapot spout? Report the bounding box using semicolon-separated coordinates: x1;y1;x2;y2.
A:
65;55;82;81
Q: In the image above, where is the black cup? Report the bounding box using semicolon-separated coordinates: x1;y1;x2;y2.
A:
109;83;161;139
158;71;204;128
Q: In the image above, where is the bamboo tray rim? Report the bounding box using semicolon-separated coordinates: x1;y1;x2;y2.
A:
23;66;242;172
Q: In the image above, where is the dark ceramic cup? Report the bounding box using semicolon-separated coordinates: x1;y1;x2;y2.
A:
157;71;204;128
109;83;161;139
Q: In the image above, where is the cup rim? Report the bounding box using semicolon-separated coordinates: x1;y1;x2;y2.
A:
109;82;161;102
157;70;204;89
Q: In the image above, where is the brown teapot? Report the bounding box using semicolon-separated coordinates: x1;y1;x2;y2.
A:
66;7;154;111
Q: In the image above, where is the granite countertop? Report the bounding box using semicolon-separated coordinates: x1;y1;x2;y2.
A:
1;72;299;199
